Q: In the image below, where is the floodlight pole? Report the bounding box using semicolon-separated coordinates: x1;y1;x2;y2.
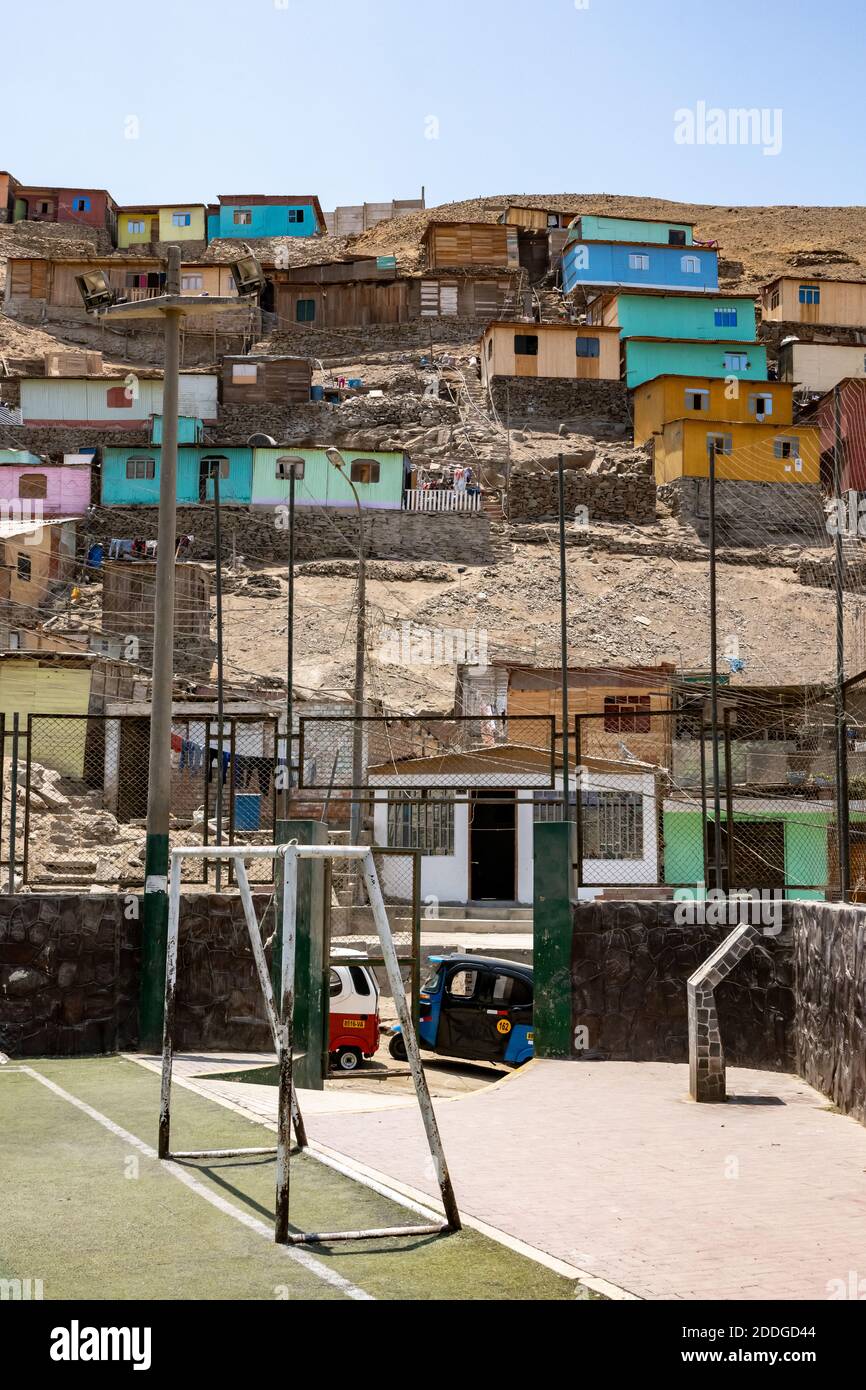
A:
557;453;570;818
212;462;225;892
287;466;296;808
708;441;724;893
141;245;182;1049
833;383;850;899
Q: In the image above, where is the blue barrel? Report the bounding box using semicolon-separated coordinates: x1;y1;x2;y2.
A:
234;794;262;831
310;384;324;401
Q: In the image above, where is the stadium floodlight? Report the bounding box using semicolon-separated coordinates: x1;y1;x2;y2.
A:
75;269;119;313
229;253;267;298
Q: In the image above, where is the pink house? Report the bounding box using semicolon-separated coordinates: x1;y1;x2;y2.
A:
0;451;92;516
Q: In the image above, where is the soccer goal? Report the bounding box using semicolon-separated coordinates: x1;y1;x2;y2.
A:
158;841;461;1244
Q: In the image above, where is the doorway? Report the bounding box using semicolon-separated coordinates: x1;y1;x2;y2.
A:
470;790;516;900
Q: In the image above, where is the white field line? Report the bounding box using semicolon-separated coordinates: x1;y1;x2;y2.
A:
9;1066;373;1302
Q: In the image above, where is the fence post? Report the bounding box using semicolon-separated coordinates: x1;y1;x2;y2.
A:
274;819;328;1091
8;714;18;894
574;715;584;889
723;709;735;892
533;819;574;1058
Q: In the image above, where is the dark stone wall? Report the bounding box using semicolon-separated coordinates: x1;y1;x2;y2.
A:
489;375;631;426
571;900;795;1068
792;901;866;1124
508;469;656;526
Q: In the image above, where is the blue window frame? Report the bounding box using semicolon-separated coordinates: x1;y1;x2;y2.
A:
576;336;600;358
714;309;737;327
724;352;748;371
172;211;191;227
72;196;91;212
799;285;820;305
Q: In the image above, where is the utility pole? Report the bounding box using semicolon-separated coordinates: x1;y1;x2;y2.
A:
326;449;366;843
833;383;850;899
557;453;570;818
211;458;225;893
140;246;182;1049
707;441;724;893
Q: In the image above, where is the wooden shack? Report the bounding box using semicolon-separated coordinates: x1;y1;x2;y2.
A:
101;560;212;675
424;221;520;270
272;258;408;327
220;355;311;406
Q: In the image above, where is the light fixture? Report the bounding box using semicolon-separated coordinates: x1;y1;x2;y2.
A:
75;269;120;313
229;254;266;297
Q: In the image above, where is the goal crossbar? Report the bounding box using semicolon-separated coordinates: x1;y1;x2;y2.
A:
159;841;461;1245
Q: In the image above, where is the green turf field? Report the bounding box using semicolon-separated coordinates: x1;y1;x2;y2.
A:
0;1057;579;1301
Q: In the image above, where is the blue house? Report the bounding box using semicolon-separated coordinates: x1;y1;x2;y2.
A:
101;447;254;505
589;292;757;344
562;241;719;294
207;195;324;241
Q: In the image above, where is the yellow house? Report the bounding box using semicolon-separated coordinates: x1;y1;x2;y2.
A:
633;375;794;445
116;203;207;248
0;653;93;777
480;321;621;384
653;419;821;486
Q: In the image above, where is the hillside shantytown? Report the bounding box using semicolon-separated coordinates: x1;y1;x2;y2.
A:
3;158;866;1326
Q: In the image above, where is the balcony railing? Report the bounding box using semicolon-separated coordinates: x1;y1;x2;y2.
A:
403;488;481;513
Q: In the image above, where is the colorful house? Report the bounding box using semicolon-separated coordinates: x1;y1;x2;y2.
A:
207;195;324;240
562;242;718;295
220;355;312;406
101;447;253;506
13;185;117;240
19;373;218;427
479;321;621;384
566;214;695;246
0;451;92;514
0;171;19;222
807;378;866;491
5;257;237;312
761;276;866;328
778;341;866;395
589;291;757;343
633;376;794;446
116;203;207;248
250;448;409;509
623;338;768;390
652;419;821;485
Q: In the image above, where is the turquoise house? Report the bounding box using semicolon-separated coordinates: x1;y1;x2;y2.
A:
207;195;324;241
150;415;204;445
624;338;768;389
101;447;253;505
594;293;757;343
251;448;409;509
567;214;695;246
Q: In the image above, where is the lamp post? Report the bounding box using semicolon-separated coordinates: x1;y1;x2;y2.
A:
326;447;366;844
276;456;306;812
79;246;264;1048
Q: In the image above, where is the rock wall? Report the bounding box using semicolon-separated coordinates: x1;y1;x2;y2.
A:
84;503;493;565
508;469;656;525
570;899;796;1068
792;900;866;1124
263;316;488;360
661;478;827;546
489;376;631;427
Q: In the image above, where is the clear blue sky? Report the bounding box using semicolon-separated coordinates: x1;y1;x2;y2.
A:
3;0;861;209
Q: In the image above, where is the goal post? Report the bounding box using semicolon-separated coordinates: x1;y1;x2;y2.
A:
159;841;461;1245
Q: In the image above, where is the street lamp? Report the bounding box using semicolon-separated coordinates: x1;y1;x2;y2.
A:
326;447;366;844
276;456;306;813
77;244;263;1048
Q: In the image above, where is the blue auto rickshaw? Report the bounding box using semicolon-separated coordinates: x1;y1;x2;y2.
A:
389;953;534;1067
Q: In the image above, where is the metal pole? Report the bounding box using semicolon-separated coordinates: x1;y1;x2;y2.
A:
557;454;570;818
350;486;366;845
140;245;182;1050
708;442;723;892
833;383;850;899
286;468;296;815
8;713;18;894
213;463;224;892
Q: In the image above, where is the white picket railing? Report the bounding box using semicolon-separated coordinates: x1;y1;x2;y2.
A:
403;489;481;513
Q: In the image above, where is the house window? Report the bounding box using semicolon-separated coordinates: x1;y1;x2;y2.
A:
72;197;90;212
172;212;191;227
668;229;687;246
18;473;47;499
231;363;258;384
629;253;649;270
181;274;203;291
125;272;163;289
681;255;701;273
387;790;454;855
575;336;600;358
749;392;774;419
603;694;651;733
350;460;380;484
769;285;781;309
724;352;748;371
533;788;577;823
127;219;146;234
685;388;710;411
486;337;493;359
296;299;316;322
774;436;800;459
707;433;733;456
106;385;133;408
16;554;32;582
582;790;644;860
233;209;252;225
287;209;304;223
714;309;738;327
203;457;230;479
514;334;538;356
8;632;20;650
126;456;156;480
799;284;820;305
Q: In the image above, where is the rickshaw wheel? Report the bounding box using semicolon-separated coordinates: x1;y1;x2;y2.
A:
388;1033;408;1061
334;1046;363;1072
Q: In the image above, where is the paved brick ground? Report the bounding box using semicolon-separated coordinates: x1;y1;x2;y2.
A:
307;1060;866;1300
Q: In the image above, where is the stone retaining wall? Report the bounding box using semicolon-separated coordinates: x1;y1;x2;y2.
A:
792;900;866;1123
661;477;827;547
508;469;656;525
489;376;631;427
